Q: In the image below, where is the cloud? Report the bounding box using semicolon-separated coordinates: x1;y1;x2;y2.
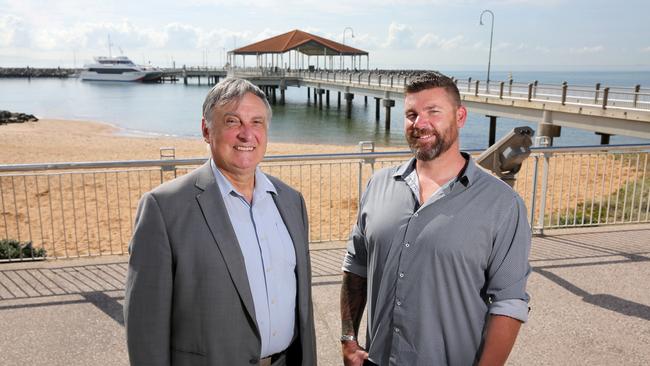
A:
641;46;650;53
569;45;604;54
382;22;415;49
417;33;464;50
0;14;31;47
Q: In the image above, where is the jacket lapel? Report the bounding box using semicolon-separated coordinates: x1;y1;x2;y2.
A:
194;162;258;332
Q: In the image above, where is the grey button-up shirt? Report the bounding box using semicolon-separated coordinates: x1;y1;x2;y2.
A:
211;160;297;358
343;154;531;366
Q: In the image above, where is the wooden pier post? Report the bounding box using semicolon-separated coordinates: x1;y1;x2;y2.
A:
383;99;395;129
345;93;354;118
374;97;381;120
488;115;497;146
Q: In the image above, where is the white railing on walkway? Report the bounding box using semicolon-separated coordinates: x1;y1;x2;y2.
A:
229;68;650;111
1;144;649;261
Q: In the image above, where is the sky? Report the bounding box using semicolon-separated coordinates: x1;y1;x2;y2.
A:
1;0;649;71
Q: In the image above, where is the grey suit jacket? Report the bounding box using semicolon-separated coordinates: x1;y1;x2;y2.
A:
124;161;317;366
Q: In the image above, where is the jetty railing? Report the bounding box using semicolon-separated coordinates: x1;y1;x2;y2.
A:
1;144;649;261
276;69;650;111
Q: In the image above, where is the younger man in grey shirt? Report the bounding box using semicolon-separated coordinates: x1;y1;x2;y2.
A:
340;72;531;366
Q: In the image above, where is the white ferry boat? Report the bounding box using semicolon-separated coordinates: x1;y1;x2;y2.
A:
80;56;162;82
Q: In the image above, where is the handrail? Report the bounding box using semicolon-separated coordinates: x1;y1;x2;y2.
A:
2;144;649;173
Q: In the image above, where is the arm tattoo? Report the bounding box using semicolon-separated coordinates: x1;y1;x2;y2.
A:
340;271;368;336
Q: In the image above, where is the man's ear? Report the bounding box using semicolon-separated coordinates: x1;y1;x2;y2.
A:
201;118;210;143
456;105;467;129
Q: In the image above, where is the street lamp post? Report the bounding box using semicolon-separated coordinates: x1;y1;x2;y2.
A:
479;9;494;91
342;26;354;70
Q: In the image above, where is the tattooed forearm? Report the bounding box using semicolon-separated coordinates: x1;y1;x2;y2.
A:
340;271;368;336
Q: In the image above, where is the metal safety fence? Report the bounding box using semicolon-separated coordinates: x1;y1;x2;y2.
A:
1;144;649;261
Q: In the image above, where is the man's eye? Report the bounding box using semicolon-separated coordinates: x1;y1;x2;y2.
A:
405;114;417;121
225;118;240;125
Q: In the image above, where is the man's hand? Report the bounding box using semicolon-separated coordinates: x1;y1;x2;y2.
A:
342;340;368;366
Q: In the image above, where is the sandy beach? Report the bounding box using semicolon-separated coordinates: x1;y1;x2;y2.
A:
1;119;645;259
0;118;383;164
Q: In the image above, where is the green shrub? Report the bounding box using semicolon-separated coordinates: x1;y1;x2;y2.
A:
0;239;46;260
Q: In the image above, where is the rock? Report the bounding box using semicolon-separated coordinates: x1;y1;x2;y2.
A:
0;110;39;124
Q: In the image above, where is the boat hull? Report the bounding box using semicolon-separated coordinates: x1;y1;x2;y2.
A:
79;70;162;82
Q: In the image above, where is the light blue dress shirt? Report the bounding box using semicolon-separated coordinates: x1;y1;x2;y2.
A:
211;160;297;358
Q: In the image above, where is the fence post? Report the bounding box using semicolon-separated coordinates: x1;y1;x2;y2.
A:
602;87;610;109
509;78;513;96
536;152;552;234
533;80;538;98
561;82;568;105
468;77;472;92
527;83;533;102
594;83;601;104
499;81;504;99
357;141;375;205
529;154;540;231
159;147;177;182
474;80;480;96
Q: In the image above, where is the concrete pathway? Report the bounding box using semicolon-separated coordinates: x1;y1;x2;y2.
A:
0;225;649;365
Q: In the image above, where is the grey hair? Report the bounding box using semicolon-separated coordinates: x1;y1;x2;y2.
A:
202;77;272;128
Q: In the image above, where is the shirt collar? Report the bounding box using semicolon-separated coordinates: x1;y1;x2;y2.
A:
393;152;477;188
210;159;277;200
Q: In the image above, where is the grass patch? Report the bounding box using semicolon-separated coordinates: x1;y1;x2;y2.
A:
0;239;47;260
549;166;650;227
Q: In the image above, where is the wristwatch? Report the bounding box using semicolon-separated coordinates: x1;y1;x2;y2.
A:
340;335;357;342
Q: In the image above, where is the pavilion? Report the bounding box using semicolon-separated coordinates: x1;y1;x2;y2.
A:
227;29;369;71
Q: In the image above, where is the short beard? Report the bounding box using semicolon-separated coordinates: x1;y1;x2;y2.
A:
407;127;456;161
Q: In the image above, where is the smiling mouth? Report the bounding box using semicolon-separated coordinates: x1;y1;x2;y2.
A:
416;134;433;140
234;145;255;151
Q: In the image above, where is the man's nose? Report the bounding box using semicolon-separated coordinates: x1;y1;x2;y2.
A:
237;122;254;140
413;114;429;129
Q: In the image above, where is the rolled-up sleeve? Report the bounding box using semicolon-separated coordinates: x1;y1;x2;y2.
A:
486;195;532;322
342;219;368;278
342;180;373;278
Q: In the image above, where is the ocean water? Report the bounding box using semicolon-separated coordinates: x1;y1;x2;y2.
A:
1;71;649;149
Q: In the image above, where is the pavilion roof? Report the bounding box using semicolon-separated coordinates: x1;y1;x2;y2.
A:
232;29;368;56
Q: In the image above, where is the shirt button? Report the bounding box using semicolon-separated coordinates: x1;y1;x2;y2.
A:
413;212;419;217
396;300;402;306
399;272;404;278
394;327;400;333
404;242;410;248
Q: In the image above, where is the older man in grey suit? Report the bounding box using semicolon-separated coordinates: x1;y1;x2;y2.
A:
124;78;317;366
